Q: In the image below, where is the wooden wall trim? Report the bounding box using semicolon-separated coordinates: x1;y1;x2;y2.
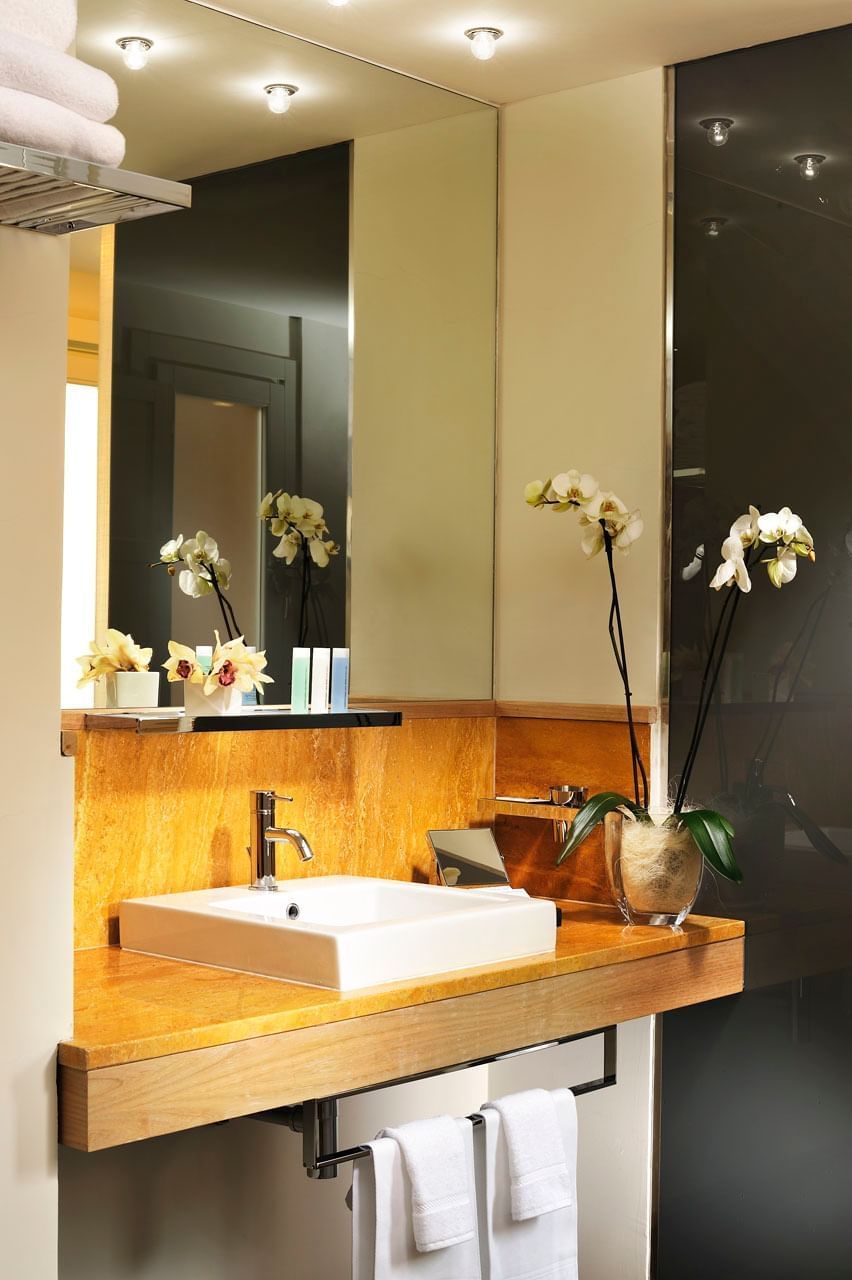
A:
496;701;658;724
60;938;743;1151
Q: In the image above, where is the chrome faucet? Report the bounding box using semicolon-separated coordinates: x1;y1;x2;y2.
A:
249;790;314;891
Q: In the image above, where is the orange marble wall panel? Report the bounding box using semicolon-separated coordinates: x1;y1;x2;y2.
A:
74;717;495;948
494;717;651;904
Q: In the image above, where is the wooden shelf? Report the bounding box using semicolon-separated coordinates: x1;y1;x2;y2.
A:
479;799;579;821
61;705;402;735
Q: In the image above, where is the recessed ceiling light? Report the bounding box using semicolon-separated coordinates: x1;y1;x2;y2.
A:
464;27;503;61
328;0;349;6
699;117;734;147
701;217;728;238
116;37;153;71
794;153;825;181
264;84;299;115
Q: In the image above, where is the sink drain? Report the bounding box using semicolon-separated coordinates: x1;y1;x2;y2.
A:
286;902;300;920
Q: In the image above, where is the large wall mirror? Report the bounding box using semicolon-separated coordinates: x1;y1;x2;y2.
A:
65;0;498;706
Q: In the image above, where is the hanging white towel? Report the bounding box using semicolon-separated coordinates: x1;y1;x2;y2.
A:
0;31;117;123
380;1115;476;1253
0;85;124;166
481;1090;571;1222
474;1091;578;1280
351;1125;482;1280
0;0;77;53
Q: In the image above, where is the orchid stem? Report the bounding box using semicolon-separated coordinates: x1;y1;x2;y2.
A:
603;528;648;811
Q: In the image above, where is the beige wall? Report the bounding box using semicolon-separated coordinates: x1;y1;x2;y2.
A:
495;69;667;1279
0;227;75;1277
350;109;498;699
496;69;666;707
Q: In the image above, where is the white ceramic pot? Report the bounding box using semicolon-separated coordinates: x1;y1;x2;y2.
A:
105;670;161;709
183;679;243;718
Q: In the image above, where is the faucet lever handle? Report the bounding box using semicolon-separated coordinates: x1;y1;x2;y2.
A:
273;793;294;804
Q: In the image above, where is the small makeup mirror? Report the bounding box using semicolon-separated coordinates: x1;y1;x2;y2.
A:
427;828;511;889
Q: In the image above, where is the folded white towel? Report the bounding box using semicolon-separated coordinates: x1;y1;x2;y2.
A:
381;1114;476;1253
0;0;77;52
0;30;117;123
475;1092;578;1280
352;1126;482;1280
0;85;124;166
482;1090;572;1222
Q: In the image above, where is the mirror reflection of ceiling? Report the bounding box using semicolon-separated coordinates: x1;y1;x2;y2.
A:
677;25;852;245
76;0;486;179
183;0;852;105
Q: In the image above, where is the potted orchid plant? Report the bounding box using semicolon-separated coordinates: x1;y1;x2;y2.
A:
526;472;815;926
76;629;159;708
164;632;273;716
259;491;339;645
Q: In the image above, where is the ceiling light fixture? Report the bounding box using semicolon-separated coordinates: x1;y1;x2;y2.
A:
794;153;825;181
116;37;153;70
264;84;299;115
701;217;728;238
464;27;503;61
699;117;733;147
328;0;350;6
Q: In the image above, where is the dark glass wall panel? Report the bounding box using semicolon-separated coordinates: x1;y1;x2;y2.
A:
660;26;852;1279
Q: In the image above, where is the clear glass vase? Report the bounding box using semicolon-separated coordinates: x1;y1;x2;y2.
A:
604;810;703;928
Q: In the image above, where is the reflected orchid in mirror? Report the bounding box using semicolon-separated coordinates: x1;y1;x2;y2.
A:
260;490;340;644
151;530;240;641
709;505;815;593
76;628;152;686
163;633;274;698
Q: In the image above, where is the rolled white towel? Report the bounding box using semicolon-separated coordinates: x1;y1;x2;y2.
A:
0;31;117;123
0;0;77;53
0;85;124;166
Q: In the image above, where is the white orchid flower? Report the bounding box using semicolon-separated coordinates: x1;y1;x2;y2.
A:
790;524;816;560
730;506;760;549
273;529;302;564
178;556;214;599
308;537;340;568
766;546;798;588
211;558;231;591
163;640;204;684
757;507;801;545
293;497;326;535
579;491;643;556
524;479;549;508
682;545;705;581
182;530;220;565
159;533;184;563
258;492;280;520
614;510;644;551
709;535;752;592
551;470;599;511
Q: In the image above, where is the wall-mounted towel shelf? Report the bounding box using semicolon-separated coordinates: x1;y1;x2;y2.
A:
253;1024;617;1179
0;142;191;234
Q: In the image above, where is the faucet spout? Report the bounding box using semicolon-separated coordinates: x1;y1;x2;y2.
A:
266;828;315;863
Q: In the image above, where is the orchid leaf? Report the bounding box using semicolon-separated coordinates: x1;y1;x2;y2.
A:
679;809;743;883
556;792;646;866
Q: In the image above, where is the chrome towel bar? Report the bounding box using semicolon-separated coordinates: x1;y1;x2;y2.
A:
253;1024;617;1179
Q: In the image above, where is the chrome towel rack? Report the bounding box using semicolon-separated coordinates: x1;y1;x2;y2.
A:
253;1024;617;1180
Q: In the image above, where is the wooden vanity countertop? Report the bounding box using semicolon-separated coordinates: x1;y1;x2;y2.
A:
62;902;744;1071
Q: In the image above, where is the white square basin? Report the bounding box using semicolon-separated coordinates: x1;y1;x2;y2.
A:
119;876;557;990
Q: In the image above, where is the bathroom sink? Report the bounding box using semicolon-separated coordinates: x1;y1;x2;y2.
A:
119;876;557;990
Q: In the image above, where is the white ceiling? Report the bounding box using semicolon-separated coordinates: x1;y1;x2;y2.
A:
188;0;852;106
78;0;484;179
